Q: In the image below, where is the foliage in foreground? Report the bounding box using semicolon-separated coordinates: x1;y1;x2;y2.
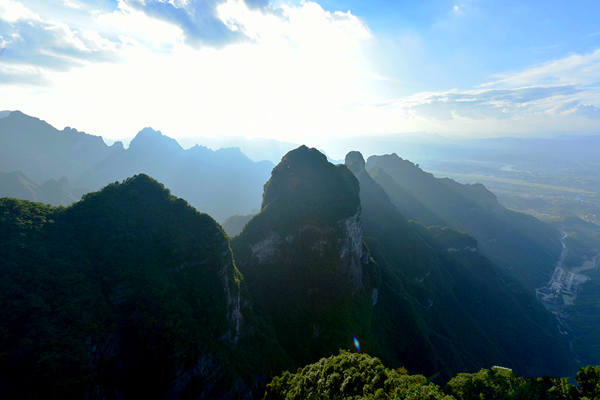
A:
265;350;600;400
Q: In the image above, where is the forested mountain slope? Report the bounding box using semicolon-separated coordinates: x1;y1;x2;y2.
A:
0;175;280;398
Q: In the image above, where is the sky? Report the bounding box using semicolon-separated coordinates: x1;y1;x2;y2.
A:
0;0;599;142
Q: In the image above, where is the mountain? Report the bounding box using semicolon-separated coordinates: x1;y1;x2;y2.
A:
0;147;579;398
367;153;561;290
0;175;281;398
79;127;274;221
179;136;299;164
0;111;122;184
222;213;255;237
0;111;274;221
0;170;37;201
0;170;82;205
346;151;573;378
232;146;376;368
230;146;571;382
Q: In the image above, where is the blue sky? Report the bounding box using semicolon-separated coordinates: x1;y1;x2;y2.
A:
0;0;598;140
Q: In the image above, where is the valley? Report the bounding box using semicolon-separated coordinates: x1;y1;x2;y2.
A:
536;232;594;326
535;222;600;365
536;231;590;311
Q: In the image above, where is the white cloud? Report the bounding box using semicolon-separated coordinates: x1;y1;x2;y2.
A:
0;0;378;141
96;2;184;50
0;0;40;22
338;48;600;137
0;0;598;140
62;0;83;10
482;49;600;87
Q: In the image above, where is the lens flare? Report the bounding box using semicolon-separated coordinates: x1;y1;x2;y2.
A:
353;336;361;352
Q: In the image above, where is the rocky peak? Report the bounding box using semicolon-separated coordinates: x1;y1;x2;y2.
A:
344;151;366;175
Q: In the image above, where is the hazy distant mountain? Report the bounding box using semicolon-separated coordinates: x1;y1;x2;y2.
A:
367;153;561;290
0;170;81;205
0;111;122;184
179;136;299;164
0;111;274;221
0;171;37;201
222;213;255;236
79;127;273;221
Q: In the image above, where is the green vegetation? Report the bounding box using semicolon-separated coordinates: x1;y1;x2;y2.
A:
266;351;600;400
0;174;264;398
265;351;451;400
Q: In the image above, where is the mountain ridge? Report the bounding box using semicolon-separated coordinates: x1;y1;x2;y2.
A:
367;153;561;290
0;111;273;221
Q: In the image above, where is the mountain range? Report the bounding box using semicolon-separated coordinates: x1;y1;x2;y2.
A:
0;111;272;221
0;142;578;398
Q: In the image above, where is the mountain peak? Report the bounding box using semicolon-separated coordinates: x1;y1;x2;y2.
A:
111;173;170;195
261;146;359;222
3;110;44;123
279;144;328;168
129;127;182;153
137;126;162;136
344;151;366;175
79;174;173;207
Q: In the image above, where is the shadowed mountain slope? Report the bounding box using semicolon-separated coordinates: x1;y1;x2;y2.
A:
346;151;573;378
367;153;561;290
